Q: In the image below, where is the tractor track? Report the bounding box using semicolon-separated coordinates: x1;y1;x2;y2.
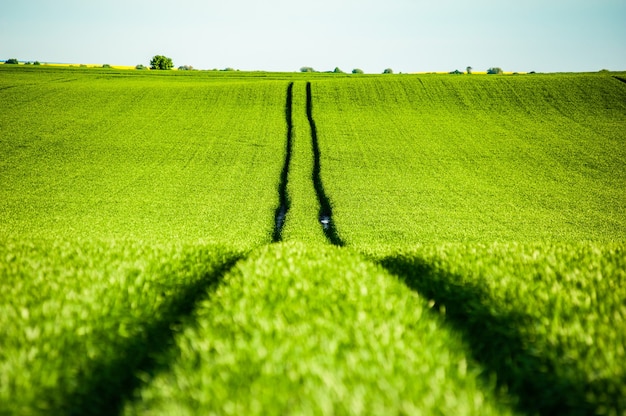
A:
272;82;294;242
306;82;344;246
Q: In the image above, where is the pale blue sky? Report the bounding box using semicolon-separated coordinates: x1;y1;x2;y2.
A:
1;0;625;73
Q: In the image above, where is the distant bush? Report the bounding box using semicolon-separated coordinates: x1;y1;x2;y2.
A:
352;68;364;74
487;67;503;75
383;68;393;74
102;64;111;68
300;67;315;73
4;58;19;65
178;65;194;71
466;66;473;74
449;69;463;75
33;61;41;66
221;67;235;72
136;64;146;70
333;67;344;74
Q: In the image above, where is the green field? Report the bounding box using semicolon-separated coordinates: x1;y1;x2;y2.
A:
1;66;625;415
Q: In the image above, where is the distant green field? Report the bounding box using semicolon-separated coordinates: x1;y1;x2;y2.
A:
0;67;288;246
1;66;625;415
313;74;626;245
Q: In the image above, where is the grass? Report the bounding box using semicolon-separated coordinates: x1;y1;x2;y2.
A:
1;66;625;415
123;242;513;416
0;67;288;246
375;242;626;415
312;74;626;245
0;238;241;415
307;74;626;414
0;66;288;414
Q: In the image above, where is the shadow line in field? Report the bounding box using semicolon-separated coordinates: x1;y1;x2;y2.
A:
63;255;243;416
306;82;344;247
273;82;294;242
612;76;626;85
378;255;612;416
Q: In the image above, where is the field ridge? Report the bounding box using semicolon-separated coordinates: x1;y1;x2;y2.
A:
122;242;514;416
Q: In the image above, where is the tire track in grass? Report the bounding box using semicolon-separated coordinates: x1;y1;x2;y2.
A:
306;82;345;246
272;82;294;242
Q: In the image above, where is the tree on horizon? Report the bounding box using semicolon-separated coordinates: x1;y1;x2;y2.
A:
150;55;173;70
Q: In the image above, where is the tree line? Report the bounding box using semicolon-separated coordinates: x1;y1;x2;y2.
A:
3;56;518;75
